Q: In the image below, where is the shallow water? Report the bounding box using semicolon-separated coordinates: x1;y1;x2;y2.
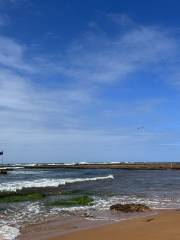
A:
1;168;180;239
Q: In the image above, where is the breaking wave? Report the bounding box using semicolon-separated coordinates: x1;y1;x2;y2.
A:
0;174;114;192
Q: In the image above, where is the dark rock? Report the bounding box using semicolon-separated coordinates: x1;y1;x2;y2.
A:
110;203;150;212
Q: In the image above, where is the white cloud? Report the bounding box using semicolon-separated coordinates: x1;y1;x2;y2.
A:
54;25;177;84
0;14;180;162
0;34;94;134
0;36;34;71
0;70;93;132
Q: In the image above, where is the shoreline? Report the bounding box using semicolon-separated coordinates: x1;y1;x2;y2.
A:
47;209;180;240
2;168;180;240
18;209;161;240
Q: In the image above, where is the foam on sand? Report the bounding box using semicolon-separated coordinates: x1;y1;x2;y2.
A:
0;226;20;240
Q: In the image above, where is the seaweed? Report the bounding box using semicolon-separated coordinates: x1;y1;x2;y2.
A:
0;193;44;203
48;195;93;207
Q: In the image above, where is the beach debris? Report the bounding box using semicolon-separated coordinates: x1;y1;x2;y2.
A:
146;218;154;222
110;203;150;212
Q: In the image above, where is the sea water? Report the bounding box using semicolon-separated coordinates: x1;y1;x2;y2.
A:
1;168;180;239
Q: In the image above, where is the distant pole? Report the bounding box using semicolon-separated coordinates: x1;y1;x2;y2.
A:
0;151;3;166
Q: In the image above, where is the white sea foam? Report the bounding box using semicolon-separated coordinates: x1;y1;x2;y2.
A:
0;174;114;192
0;226;20;240
63;163;75;165
22;164;37;167
93;195;180;210
110;161;121;164
12;167;24;169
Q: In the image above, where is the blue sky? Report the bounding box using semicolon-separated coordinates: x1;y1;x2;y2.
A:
0;0;180;163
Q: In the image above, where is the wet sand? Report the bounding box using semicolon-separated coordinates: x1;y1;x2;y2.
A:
48;210;180;240
18;208;158;240
18;215;112;240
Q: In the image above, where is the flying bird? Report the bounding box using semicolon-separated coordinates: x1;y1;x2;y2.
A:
137;126;144;131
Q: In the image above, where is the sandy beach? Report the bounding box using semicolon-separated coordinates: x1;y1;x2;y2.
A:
47;210;180;240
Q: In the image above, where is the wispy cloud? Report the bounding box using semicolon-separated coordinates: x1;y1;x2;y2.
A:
0;36;34;71
53;24;177;84
0;13;180;162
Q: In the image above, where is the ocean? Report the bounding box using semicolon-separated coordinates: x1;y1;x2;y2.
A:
1;167;180;240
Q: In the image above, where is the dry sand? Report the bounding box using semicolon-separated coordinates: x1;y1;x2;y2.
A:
49;210;180;240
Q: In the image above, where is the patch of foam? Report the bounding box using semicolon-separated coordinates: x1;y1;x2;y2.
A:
0;174;114;192
52;205;92;213
63;163;75;165
110;162;120;164
93;195;180;210
0;226;20;240
22;164;37;167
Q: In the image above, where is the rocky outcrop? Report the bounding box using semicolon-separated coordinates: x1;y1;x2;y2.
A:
110;203;150;212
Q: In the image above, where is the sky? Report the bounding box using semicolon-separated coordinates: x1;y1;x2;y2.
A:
0;0;180;163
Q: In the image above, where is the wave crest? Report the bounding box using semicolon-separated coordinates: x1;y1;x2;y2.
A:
0;174;114;192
